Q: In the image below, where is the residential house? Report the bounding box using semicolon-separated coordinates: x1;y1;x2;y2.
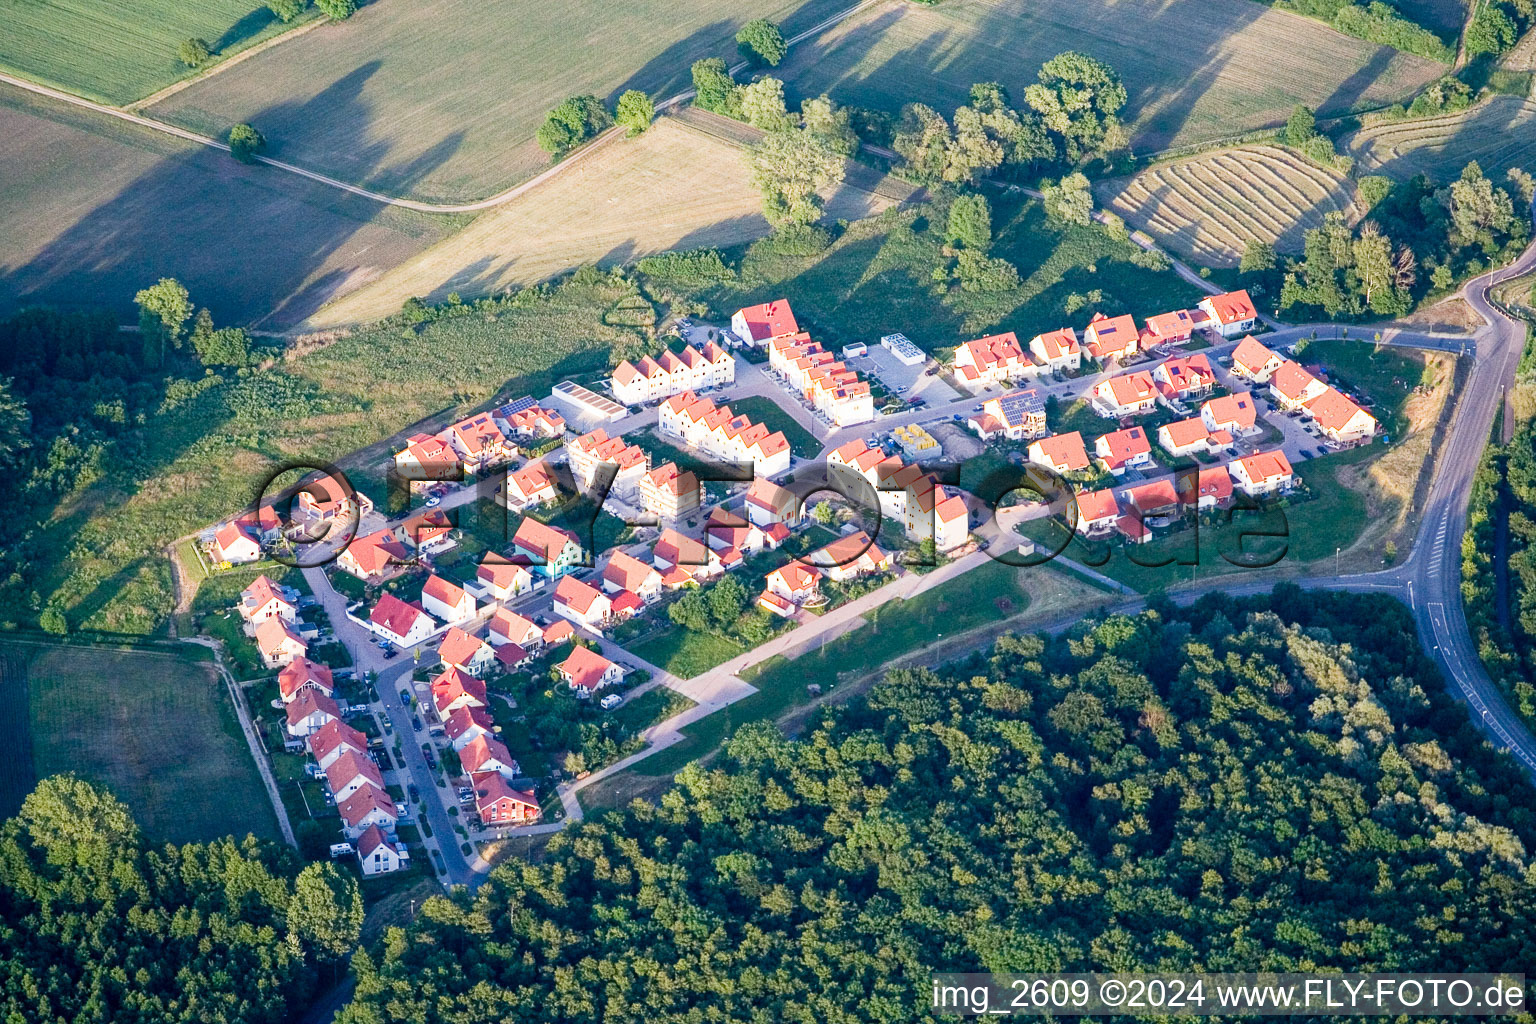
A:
705;508;774;563
764;563;820;606
1082;312;1139;363
611;343;734;405
338;529;411;582
567;428;649;499
1119;478;1181;518
474;558;534;602
277;657;334;704
338;785;397;840
396;509;455;557
325;748;384;803
443;412;512;472
1027;432;1089;475
658;391;793;475
255;617;307;669
285;688;340;738
238;575;296;625
1229;450;1294;496
212;521;261;565
1029;327;1081;371
308;719;367;771
767;332;874;426
1152;354;1216;403
744;477;804;529
1231;336;1284;383
501;403;566;440
393;433;460;485
808;531;891;582
1191;466;1235;509
1202;392;1259;435
369;593;436;648
494;641;533;671
1157;417;1220;458
499;459;560;511
438;626;494;677
443;705;496;752
1073;488;1121;536
1117;513;1153;545
730;298;798;346
1304;388;1377;443
488;608;542;649
431;665;488;717
511;518;583;578
1094;426;1154;475
236;506;285;546
953;331;1033;389
1197;289;1259;337
542;619;575;646
421;574;475;624
652;528;719;579
969;388;1046;441
1268;361;1328;410
904;476;971;552
357;825;409;876
471;771;541;826
553;576;612;629
601;551;662;603
460;734;520;780
1094;372;1158;417
295;473;371;522
1138;308;1197;349
555;645;624;695
639;462;700;520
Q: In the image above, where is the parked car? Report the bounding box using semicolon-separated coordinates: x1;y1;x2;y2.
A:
412;715;423;730
408;784;420;802
425;495;441;508
600;693;623;710
399;688;412;705
384;648;398;659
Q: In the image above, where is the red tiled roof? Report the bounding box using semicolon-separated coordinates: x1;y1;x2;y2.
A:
241;574;289;613
554;575;607;615
472;771;538;814
461;734;518;776
494;642;530;666
512;518;579;564
1075;488;1120;523
1304;387;1373;432
769;562;820;594
278;657;334;701
1161;417;1212;449
357;823;398;859
603;551;658;593
1033;327;1079;359
1203;392;1257;430
431;665;487;712
542;619;575;645
1103;371;1156;407
1084;311;1138;356
557;645;617;692
286;688;340;729
338;784;396;829
422;574;466;609
325;748;383;794
611;590;644;615
255;617;305;658
735;299;799;341
1231;336;1278;375
308;719;366;764
1235;449;1294;483
478;558;531;591
345;530;411;576
370;593;430;638
1031;432;1088;471
438;626;488;669
1123;478;1180;513
443;705;495;744
1270;361;1321;401
1195;466;1233;503
1096;426;1151;469
1203;289;1257;325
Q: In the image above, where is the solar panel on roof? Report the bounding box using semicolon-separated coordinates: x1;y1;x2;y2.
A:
500;395;538;417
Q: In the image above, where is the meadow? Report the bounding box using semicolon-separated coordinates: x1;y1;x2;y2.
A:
771;0;1445;155
0;87;449;328
1342;95;1536;183
306;115;912;328
1099;145;1363;267
149;0;850;202
0;0;313;104
0;639;278;843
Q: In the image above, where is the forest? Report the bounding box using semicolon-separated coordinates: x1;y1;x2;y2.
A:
336;587;1536;1023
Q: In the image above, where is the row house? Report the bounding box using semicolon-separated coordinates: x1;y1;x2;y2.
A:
285;688;340;738
1083;312;1139;363
639;461;700;520
325;748;384;805
1094;371;1158;417
1197;289;1259;338
828;440;970;550
610;342;734;405
1231;336;1285;383
768;332;874;426
953;332;1033;389
567;428;649;499
969;388;1046;441
309;719;366;772
444;705;495;752
339;785;398;840
731;299;799;347
1029;327;1081;372
658;392;792;477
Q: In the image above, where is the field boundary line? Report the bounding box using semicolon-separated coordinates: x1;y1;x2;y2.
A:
0;0;886;214
130;14;331;112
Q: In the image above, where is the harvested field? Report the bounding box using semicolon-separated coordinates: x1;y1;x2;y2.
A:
0;0;313;105
1098;145;1362;266
774;0;1446;154
1343;95;1536;182
0;639;278;843
0;85;449;328
305;114;916;328
148;0;849;203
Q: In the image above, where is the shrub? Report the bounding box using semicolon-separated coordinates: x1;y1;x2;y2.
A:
752;224;831;257
954;250;1020;292
736;18;787;67
178;38;211;67
315;0;356;19
228;123;266;163
1332;1;1456;61
536;95;613;156
691;58;741;118
266;0;306;21
635;248;736;283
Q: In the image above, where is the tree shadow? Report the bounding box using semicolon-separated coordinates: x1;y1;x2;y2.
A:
212;7;282;54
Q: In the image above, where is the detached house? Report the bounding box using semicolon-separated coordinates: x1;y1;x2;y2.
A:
1139;309;1197;349
431;665;488;717
1197;289;1259;337
1073;488;1121;536
443;705;496;752
1094;426;1154;475
238;575;296;625
444;412;512;472
1231;336;1284;383
1202;392;1258;435
285;688;341;738
339;529;411;582
731;299;798;346
438;626;494;677
969;388;1046;441
1158;417;1222;458
488;608;542;649
501;402;566;440
295;473;371;522
213;521;261;565
511;518;583;578
1192;466;1235;509
1029;327;1081;371
602;551;662;603
277;657;334;704
1229;450;1294;496
553;576;612;629
394;433;460;485
1152;354;1216;403
255;617;307;669
1304;388;1377;443
460;734;520;780
1082;312;1139;363
653;528;719;580
953;332;1033;389
1268;361;1327;411
762;563;820;614
639;462;700;520
500;460;560;511
808;531;891;582
396;509;455;557
369;593;436;648
555;645;624;696
1027;432;1090;475
357;825;409;877
471;771;541;826
474;557;534;602
421;574;475;624
744;477;803;529
1094;371;1158;417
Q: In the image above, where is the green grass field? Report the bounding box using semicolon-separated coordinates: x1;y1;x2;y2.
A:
0;639;278;842
722;395;822;459
149;0;850;202
0;0;315;105
627;626;745;679
772;0;1444;155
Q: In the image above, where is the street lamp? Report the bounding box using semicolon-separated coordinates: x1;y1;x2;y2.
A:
1336;546;1340;576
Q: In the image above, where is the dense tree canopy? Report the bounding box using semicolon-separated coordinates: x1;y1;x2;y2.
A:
338;590;1536;1023
736;18;788;67
0;776;335;1023
1023;51;1129;163
536;95;614;155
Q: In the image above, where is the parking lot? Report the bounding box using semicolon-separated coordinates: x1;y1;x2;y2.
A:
849;344;962;406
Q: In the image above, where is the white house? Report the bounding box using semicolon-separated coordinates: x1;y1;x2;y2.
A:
238;575;296;625
438;626;495;677
488;608;542;649
285;689;341;739
1197;289;1259;337
500;460;560;511
474;558;534;602
338;785;397;839
325;749;385;804
731;299;798;346
1305;387;1378;443
601;551;663;603
1268;361;1328;411
1029;327;1081;372
556;645;624;696
1229;450;1294;496
553;576;612;629
357;825;409;876
212;521;261;565
255;617;307;669
308;719;367;771
369;593;436;648
1027;432;1089;475
421;574;475;624
277;657;334;704
1231;336;1284;383
460;734;521;780
431;666;488;717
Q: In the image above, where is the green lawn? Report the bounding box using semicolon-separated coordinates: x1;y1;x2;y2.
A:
1291;336;1438;438
627;625;745;679
0;0;317;104
0;639;279;843
1019;446;1380;593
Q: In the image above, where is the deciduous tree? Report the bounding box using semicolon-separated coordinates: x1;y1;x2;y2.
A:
736;18;787;66
615;90;655;137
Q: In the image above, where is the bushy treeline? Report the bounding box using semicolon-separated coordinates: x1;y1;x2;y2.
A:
1273;0;1457;60
1466;0;1535;56
0;776;360;1024
337;588;1536;1023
